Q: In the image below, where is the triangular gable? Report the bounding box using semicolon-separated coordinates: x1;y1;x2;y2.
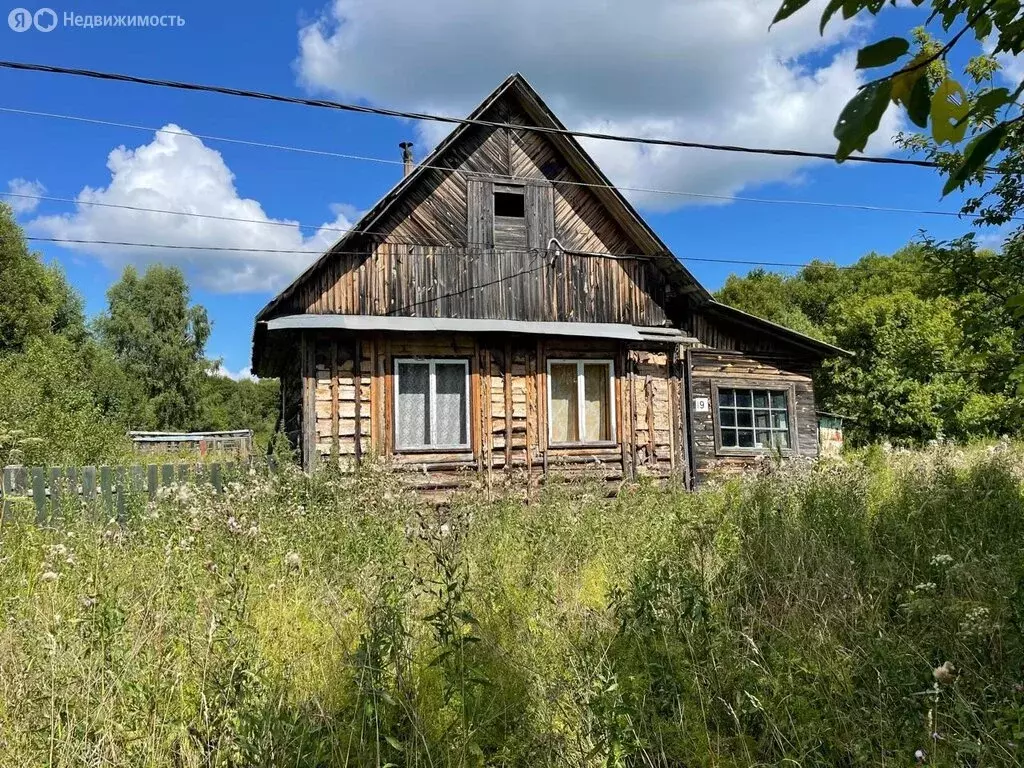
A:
256;73;711;322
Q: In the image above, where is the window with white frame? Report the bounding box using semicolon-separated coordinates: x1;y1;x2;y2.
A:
547;359;615;444
394;359;470;450
717;388;790;449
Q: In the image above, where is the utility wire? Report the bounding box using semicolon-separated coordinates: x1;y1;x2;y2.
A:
20;235;920;271
0;59;961;170
0;107;1003;224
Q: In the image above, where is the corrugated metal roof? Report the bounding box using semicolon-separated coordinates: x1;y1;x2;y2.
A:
264;315;652;341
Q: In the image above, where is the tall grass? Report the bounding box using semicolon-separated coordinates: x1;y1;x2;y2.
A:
1;445;1023;766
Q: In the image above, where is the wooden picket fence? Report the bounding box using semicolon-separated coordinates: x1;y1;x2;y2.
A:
0;461;253;525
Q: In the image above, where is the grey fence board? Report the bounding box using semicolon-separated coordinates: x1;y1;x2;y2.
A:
31;468;45;524
1;460;258;526
100;467;113;517
116;467;127;525
49;467;62;518
83;466;96;500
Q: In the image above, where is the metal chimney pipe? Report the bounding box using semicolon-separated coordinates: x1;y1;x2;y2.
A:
399;142;414;177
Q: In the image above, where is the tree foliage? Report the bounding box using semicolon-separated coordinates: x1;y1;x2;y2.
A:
772;0;1024;186
0;209;279;464
96;265;212;431
0;203;83;354
717;244;1023;444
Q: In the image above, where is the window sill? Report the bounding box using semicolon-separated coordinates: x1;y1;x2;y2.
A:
394;446;473;455
548;441;619;450
715;447;796;458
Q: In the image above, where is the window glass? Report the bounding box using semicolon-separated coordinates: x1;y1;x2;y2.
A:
549;363;578;443
583;364;611;441
396;362;430;448
717;388;790;451
395;360;469;449
435;363;468;447
549;360;614;444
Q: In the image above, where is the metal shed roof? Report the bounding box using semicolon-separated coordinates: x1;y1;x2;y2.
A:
263;315;664;341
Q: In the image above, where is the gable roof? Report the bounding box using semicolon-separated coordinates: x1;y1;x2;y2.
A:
253;73;843;359
255;73;711;323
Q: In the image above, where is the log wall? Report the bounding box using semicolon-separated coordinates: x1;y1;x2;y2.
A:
687;349;818;481
295;331;687;490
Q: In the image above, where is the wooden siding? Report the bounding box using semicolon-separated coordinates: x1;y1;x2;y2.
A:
276;90;672;326
687;349;818;482
293;244;669;325
294;331;686;491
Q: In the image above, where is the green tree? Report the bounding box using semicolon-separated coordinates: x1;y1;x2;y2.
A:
198;373;280;449
0;203;79;354
96;265;211;430
0;335;133;464
716;269;821;337
716;243;1021;444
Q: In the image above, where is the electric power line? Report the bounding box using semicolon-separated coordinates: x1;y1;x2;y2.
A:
20;235;919;271
0;106;1004;225
0;59;965;171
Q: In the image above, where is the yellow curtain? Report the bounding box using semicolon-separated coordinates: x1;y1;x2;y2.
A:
583;364;610;441
549;364;578;442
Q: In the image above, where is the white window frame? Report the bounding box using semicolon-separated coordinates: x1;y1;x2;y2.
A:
713;384;794;453
546;359;617;446
393;358;472;451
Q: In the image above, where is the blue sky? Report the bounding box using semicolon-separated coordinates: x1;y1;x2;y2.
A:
0;0;1008;378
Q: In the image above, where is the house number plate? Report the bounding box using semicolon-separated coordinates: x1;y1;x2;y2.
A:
693;397;710;413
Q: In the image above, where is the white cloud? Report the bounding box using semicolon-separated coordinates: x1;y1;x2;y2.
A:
213;362;258;382
295;0;901;209
4;178;46;215
29;126;354;293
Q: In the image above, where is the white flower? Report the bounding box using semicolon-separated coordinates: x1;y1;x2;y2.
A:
915;748;926;763
40;570;59;583
930;554;954;568
81;596;97;609
47;544;68;559
246;524;259;538
933;661;956;685
285;551;301;570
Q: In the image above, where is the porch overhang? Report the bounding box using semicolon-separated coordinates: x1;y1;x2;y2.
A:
265;314;652;341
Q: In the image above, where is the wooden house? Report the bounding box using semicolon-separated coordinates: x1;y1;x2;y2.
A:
251;74;844;491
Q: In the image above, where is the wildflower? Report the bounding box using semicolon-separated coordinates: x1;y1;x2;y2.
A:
81;596;97;609
40;570;59;583
930;553;954;568
933;661;956;685
915;749;926;763
226;516;242;535
246;524;259;538
285;551;301;570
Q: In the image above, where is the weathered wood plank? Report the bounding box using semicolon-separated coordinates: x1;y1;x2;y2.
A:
83;466;97;501
48;467;63;518
100;466;113;518
31;467;45;524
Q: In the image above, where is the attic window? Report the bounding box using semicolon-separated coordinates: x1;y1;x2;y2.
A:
492;185;527;248
494;189;525;218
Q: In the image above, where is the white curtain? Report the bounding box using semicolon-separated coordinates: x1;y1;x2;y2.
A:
434;363;467;446
397;363;429;448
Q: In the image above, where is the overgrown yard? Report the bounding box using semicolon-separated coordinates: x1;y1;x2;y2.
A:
1;446;1023;766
